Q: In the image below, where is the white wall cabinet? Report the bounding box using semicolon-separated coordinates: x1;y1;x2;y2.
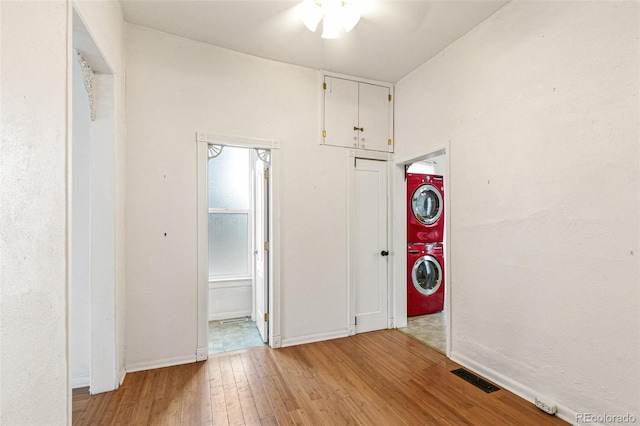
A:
322;75;393;152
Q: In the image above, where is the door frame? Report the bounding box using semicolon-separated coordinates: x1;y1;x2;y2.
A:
393;142;451;357
253;153;269;343
347;149;395;335
195;133;282;359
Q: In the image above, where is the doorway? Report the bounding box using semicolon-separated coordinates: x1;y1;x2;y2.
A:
206;145;268;354
70;8;118;395
195;132;282;361
396;150;450;355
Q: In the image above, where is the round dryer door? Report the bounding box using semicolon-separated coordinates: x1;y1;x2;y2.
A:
411;184;443;225
411;255;442;296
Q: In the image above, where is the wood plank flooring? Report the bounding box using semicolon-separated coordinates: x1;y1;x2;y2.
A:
72;330;567;425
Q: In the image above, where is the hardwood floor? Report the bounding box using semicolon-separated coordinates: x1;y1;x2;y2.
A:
73;330;566;425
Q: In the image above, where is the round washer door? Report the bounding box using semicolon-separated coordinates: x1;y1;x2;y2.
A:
411;184;443;225
411;255;442;296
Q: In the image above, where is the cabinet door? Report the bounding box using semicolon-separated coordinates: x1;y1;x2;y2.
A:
323;76;359;148
358;82;391;152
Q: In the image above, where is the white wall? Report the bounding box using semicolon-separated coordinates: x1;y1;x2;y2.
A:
0;1;69;424
1;0;125;421
407;153;446;175
72;0;127;386
125;25;352;368
208;279;253;321
71;51;93;388
394;0;639;422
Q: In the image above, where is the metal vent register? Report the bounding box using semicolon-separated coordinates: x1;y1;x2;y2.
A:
451;368;500;393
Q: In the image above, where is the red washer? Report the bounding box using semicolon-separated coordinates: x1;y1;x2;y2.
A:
407;242;445;316
407;173;444;243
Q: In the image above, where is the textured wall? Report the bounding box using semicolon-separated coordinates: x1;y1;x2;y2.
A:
0;1;69;424
395;0;639;421
125;25;351;367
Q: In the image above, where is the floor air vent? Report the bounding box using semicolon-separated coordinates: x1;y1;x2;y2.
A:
451;368;500;393
220;317;249;325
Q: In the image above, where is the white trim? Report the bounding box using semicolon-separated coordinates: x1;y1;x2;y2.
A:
118;368;126;386
208;208;251;214
280;330;350;348
209;275;252;283
450;352;578;425
321;70;394;88
208;279;252;289
197;132;280;150
71;375;90;389
196;346;208;362
347;149;393;161
126;355;197;374
196;140;209;365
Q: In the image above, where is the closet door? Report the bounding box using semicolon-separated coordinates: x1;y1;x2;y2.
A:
353;158;389;334
323;76;358;148
358;82;391;152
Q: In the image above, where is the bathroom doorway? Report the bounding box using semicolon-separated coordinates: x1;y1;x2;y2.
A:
206;145;270;354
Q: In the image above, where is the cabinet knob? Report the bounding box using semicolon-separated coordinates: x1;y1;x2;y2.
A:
353;126;364;132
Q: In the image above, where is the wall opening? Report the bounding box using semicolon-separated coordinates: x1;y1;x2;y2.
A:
196;134;282;360
394;146;451;357
70;8;117;399
206;146;267;354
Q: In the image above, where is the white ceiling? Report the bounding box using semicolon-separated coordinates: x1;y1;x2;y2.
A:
119;0;509;83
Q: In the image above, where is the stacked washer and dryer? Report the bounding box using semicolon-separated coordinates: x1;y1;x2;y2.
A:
407;173;445;316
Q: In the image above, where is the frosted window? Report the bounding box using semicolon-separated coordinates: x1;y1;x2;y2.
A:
208;147;250;209
208;213;249;276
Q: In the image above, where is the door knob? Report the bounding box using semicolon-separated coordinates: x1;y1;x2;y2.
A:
380;250;389;256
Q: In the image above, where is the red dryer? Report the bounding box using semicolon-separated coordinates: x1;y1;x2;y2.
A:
407;173;444;243
407;242;445;316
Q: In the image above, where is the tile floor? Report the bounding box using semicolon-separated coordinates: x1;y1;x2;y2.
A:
398;310;446;354
208;317;266;354
209;314;445;355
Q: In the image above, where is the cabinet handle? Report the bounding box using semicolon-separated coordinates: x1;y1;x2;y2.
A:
353;126;364;132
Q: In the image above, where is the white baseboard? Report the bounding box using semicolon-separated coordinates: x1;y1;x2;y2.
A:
271;335;281;348
208;310;252;321
126;354;196;374
196;346;208;362
72;374;90;389
450;351;579;425
118;368;126;386
281;329;349;348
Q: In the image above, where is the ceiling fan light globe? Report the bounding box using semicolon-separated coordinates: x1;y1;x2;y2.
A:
341;7;361;32
321;14;341;39
301;0;323;32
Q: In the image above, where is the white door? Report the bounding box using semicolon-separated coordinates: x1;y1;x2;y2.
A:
358;82;391;152
323;76;359;148
254;157;269;343
354;158;389;333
